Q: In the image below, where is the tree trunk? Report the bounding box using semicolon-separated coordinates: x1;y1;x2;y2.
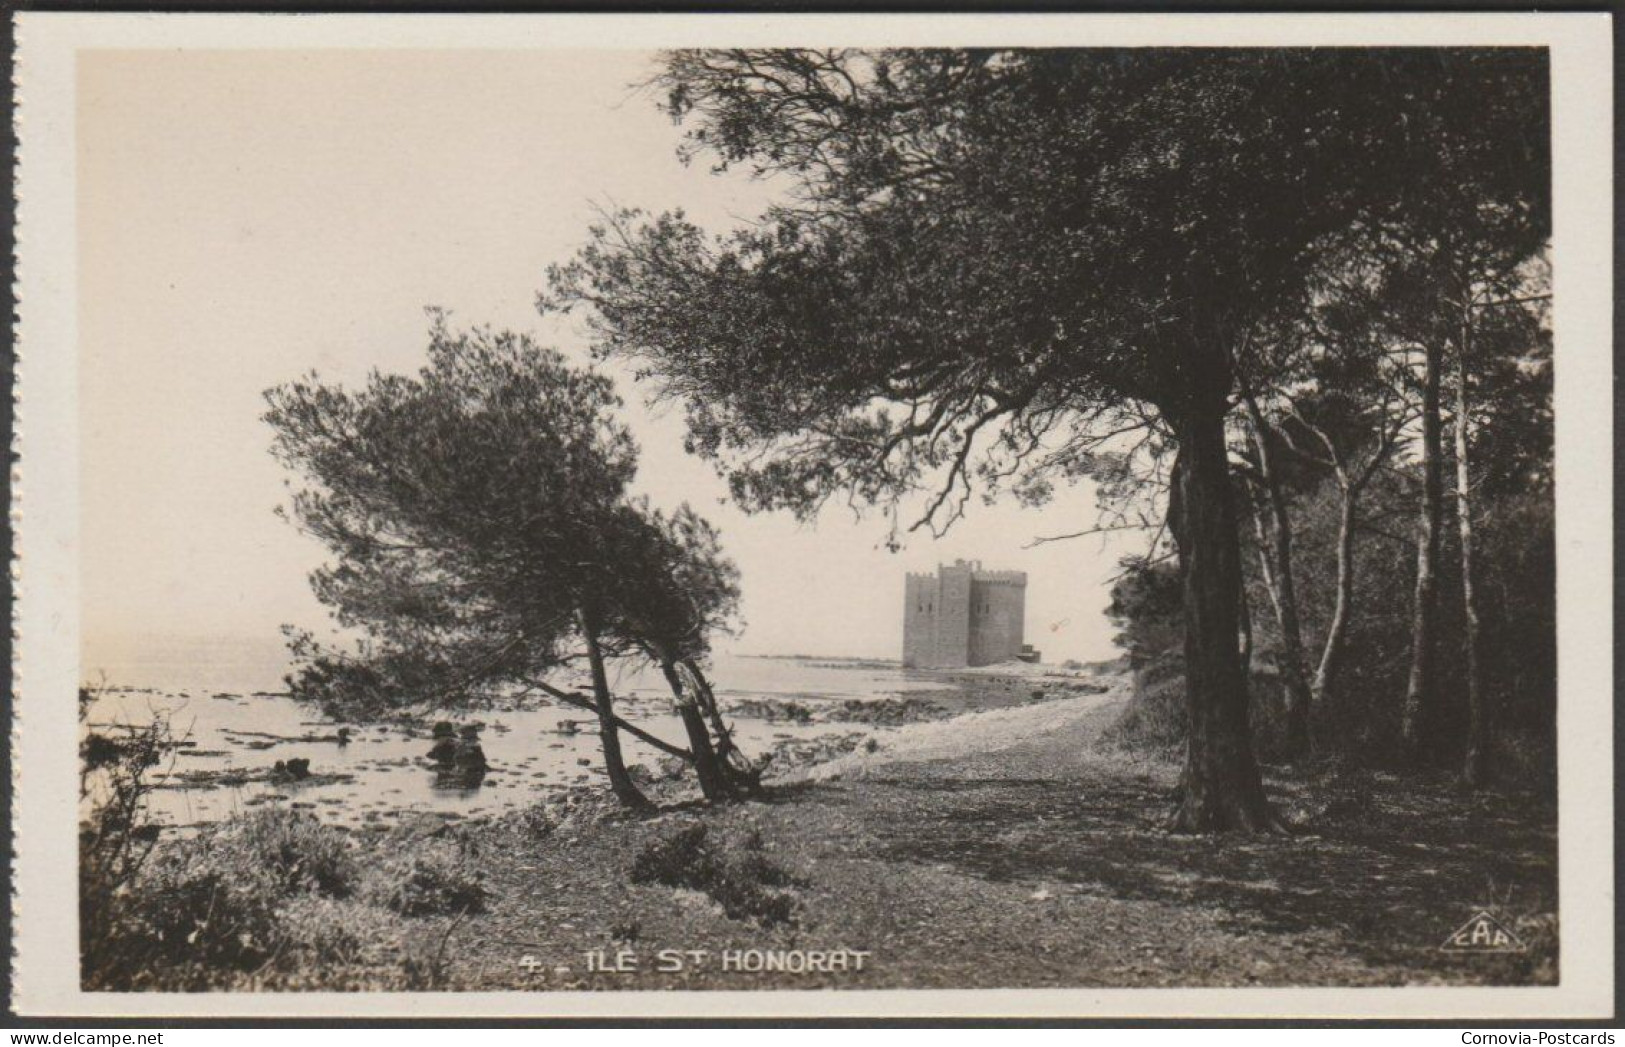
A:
1313;487;1358;706
657;654;734;801
1241;396;1314;755
1455;325;1488;786
1401;340;1444;757
1166;406;1282;833
683;658;761;792
1238;581;1254;674
683;661;731;757
578;607;651;809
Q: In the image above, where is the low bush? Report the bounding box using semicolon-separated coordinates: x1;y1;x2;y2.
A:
218;808;359;898
517;804;556;839
129;841;286;978
363;842;488;917
80;717;174;988
1098;650;1185;756
1493;728;1558;793
83;803;367;989
630;823;801;928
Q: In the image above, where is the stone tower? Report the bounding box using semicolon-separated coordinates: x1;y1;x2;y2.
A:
902;560;1028;669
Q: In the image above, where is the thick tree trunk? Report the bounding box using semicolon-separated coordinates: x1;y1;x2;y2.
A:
1312;489;1358;706
657;654;734;801
1455;328;1488;786
578;607;651;809
1401;340;1444;756
1241;396;1314;755
1166;407;1283;834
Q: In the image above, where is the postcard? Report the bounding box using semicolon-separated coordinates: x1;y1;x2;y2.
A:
10;11;1614;1019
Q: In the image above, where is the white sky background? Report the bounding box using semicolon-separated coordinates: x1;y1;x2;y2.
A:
78;48;1145;668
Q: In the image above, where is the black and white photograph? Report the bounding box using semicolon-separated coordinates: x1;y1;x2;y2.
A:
8;11;1614;1020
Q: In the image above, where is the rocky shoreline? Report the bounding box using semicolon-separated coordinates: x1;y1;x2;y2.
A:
87;660;1106;836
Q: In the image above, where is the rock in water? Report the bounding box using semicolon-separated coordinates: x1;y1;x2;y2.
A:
428;737;459;766
434;740;488;790
454;738;488;772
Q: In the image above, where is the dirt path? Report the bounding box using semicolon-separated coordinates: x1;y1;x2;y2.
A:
442;682;1557;991
792;674;1132;782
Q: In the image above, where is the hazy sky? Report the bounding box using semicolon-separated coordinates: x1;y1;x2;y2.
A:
78;48;1146;668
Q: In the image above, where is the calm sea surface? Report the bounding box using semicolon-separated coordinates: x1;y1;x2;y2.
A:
81;636;947;832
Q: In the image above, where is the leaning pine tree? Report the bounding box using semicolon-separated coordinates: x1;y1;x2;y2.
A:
593;501;761;799
264;314;751;808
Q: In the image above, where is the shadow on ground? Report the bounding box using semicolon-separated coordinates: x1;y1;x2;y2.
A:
818;753;1556;984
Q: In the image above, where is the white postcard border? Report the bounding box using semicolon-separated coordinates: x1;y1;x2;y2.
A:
12;10;1614;1018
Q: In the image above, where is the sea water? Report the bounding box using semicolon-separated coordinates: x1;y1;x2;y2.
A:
79;637;952;833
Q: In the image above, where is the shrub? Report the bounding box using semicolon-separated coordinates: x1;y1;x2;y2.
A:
82;799;367;988
216;808;359;898
517;804;556;840
364;843;488;917
629;823;801;928
399;922;465;990
132;840;285;975
1495;728;1558;793
1098;649;1186;756
80;712;182;988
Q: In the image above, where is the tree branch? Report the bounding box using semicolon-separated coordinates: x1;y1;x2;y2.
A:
527;678;693;761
